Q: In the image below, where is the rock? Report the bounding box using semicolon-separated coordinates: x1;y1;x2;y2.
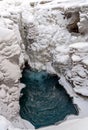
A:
66;11;80;33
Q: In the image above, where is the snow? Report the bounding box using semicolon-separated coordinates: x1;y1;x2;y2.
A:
71;55;81;62
74;87;88;96
0;0;88;129
82;58;88;66
60;75;88;118
69;42;88;49
1;115;88;130
40;117;88;130
0;27;14;42
0;88;6;99
0;115;22;130
34;0;88;10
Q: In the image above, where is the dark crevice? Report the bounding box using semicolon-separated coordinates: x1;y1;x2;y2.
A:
64;11;80;33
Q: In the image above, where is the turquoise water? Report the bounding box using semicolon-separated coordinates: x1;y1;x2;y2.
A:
19;68;78;129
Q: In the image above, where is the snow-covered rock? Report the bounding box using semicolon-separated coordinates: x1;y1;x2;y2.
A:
65;42;88;96
20;0;88;98
0;25;21;120
0;2;28;128
0;0;88;129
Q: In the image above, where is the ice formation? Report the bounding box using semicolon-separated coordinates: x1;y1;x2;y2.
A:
0;0;88;129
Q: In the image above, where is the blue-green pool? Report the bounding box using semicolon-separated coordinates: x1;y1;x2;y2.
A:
19;67;78;129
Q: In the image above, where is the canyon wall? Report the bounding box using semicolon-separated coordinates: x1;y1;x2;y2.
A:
21;0;88;97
